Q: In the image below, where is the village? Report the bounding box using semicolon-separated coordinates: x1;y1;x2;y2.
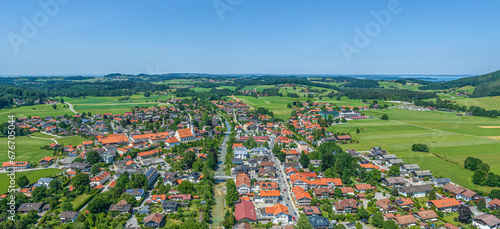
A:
2;98;500;229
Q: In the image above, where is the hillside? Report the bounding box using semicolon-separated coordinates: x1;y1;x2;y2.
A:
420;70;500;97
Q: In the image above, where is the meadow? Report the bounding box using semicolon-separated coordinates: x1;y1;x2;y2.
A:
0;104;73;123
235;95;382;120
450;96;500;110
327;109;500;193
0;136;56;165
62;94;176;115
0;168;63;194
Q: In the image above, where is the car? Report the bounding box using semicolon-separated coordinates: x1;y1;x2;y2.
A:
294;212;297;215
284;188;286;191
287;197;290;200
292;217;295;220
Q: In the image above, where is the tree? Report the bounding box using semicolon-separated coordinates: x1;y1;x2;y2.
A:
458;205;472;224
411;144;429;152
464;157;484;171
334;188;343;198
473;170;487;185
490;189;500;199
32;186;47;202
91;164;101;175
52;104;57;109
184;151;196;168
62;201;73;211
381;114;389;120
371;212;384;228
428;189;436;200
355;222;363;229
222;210;235;229
86;151;101;164
299;152;310;168
477;198;487;211
225;179;239;207
178;180;194;194
297;213;313;229
16;175;29;188
357;207;370;220
382;220;398;229
387;165;400;177
73;173;90;193
49;179;61;190
391;188;399;197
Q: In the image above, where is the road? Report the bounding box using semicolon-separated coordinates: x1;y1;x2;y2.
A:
270;151;299;223
64;102;80;115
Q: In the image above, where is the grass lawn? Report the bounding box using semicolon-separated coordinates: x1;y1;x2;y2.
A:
29;132;88;146
0;104;73;123
0;136;55;165
327;109;500;193
0;168;63;194
441;212;460;226
70;194;91;210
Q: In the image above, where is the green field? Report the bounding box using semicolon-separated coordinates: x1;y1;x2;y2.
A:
451;96;500;110
0;104;73;123
236;95;374;120
0;136;55;165
0;168;63;194
30;132;88;147
327;109;500;193
62;94;176;115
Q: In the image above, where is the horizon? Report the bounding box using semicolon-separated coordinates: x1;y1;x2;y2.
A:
2;1;500;75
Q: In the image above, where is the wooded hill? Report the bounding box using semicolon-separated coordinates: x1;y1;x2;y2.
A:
419;70;500;97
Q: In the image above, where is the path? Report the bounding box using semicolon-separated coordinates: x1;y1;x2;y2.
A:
64;102;80;115
28;134;60;145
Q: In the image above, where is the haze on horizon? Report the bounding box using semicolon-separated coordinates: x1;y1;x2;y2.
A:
1;0;499;76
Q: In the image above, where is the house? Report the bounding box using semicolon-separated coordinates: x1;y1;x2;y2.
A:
126;189;146;201
303;206;322;217
394;197;414;209
295;190;312;206
488;199;500;210
70;162;91;172
265;203;290;224
60;211;79;223
375;199;397;213
340;187;355;196
260;190;280;203
109;200;132;214
432;178;452;187
2;161;30;170
166;137;180;147
36;178;55;188
144;168;159;186
313;187;335;200
90;171;111;186
234;200;257;223
427;198;460;212
168;194;192;202
393;214;418;227
39;156;54;165
457;189;480;202
143;212;164;228
308;215;330;229
333;199;359;214
234;147;249;160
354;184;374;193
400;164;420;173
175;127;196;142
236;173;251;194
382;176;406;187
412;170;433;179
399;184;432;198
472;214;500;229
162;201;178;214
413;210;439;222
17;203;50;213
443;183;466;196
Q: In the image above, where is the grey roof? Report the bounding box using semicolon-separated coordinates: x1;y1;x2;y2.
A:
383;176;406;184
59;211;78;219
61;157;77;164
412;170;433;176
400;184;432;194
432;178;452;184
473;214;500;227
309;215;330;227
401;164;420;170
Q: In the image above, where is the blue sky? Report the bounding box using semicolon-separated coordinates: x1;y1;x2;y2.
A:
1;0;499;75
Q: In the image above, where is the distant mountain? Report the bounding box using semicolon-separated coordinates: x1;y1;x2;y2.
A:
419;70;500;97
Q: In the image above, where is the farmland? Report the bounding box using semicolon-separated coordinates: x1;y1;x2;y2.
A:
327;109;500;193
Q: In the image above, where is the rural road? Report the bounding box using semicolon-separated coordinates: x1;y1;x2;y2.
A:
65;102;80;115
